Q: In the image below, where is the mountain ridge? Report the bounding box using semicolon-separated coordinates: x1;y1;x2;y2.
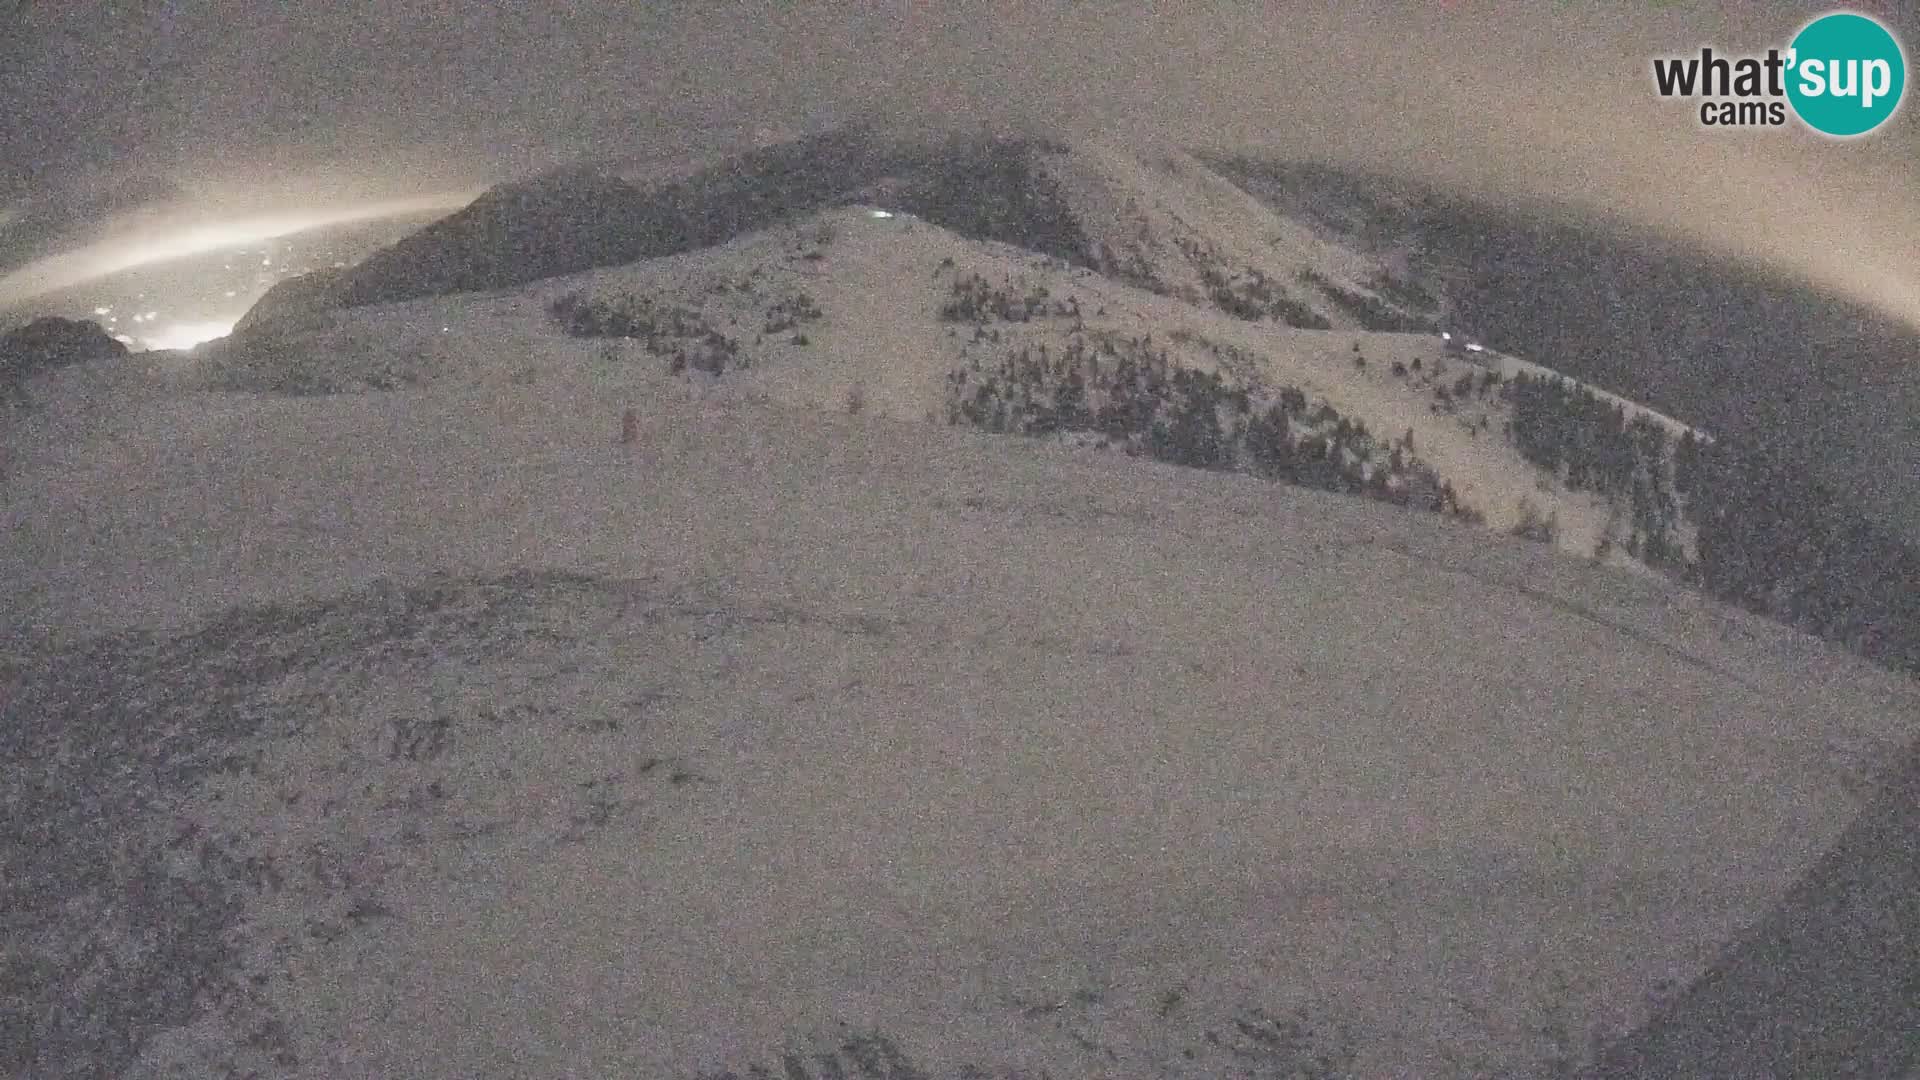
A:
7;127;1920;1077
39;129;1920;683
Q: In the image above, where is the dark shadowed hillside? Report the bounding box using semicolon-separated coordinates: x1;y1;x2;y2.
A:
887;134;1087;267
231;267;352;334
331;169;675;308
1426;207;1920;536
299;128;1088;316
1219;157;1920;540
321;128;897;309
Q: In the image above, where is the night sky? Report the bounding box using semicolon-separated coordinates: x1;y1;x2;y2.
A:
3;1;1918;336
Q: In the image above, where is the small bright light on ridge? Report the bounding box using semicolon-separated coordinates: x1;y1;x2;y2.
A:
868;209;893;219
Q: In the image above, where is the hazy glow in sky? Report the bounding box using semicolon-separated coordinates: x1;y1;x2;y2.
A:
0;190;481;308
137;320;236;353
4;4;1918;335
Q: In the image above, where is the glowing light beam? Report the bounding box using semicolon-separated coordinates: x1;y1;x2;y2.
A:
0;189;484;308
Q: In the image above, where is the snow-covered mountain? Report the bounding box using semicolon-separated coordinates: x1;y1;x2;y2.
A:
222;130;1713;576
7;129;1919;1079
8;317;1917;1079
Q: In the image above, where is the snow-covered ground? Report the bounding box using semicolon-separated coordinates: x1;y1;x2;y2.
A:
6;145;1916;1077
5;331;1917;1076
156;204;1686;571
1039;143;1388;318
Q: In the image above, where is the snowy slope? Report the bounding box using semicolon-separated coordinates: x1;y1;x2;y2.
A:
4;350;1918;1078
1037;142;1423;330
188;204;1682;571
10;136;1907;1076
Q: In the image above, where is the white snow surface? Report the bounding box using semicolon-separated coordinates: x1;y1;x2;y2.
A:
5;354;1917;1078
4;197;1916;1079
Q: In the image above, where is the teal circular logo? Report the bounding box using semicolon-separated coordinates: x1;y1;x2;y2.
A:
1786;11;1907;137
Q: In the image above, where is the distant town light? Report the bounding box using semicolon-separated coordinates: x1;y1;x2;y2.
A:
140;320;234;352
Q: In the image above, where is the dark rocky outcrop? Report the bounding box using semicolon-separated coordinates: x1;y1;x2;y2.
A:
1;316;127;402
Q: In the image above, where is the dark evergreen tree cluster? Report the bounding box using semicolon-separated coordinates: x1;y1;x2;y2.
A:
937;273;1079;324
1678;435;1920;674
1502;371;1683;565
762;292;824;334
1364;270;1441;313
942;337;1477;522
1086;241;1170;295
1510;498;1559;544
1297;269;1439;333
1193;263;1333;329
1500;367;1920;674
548;290;742;375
